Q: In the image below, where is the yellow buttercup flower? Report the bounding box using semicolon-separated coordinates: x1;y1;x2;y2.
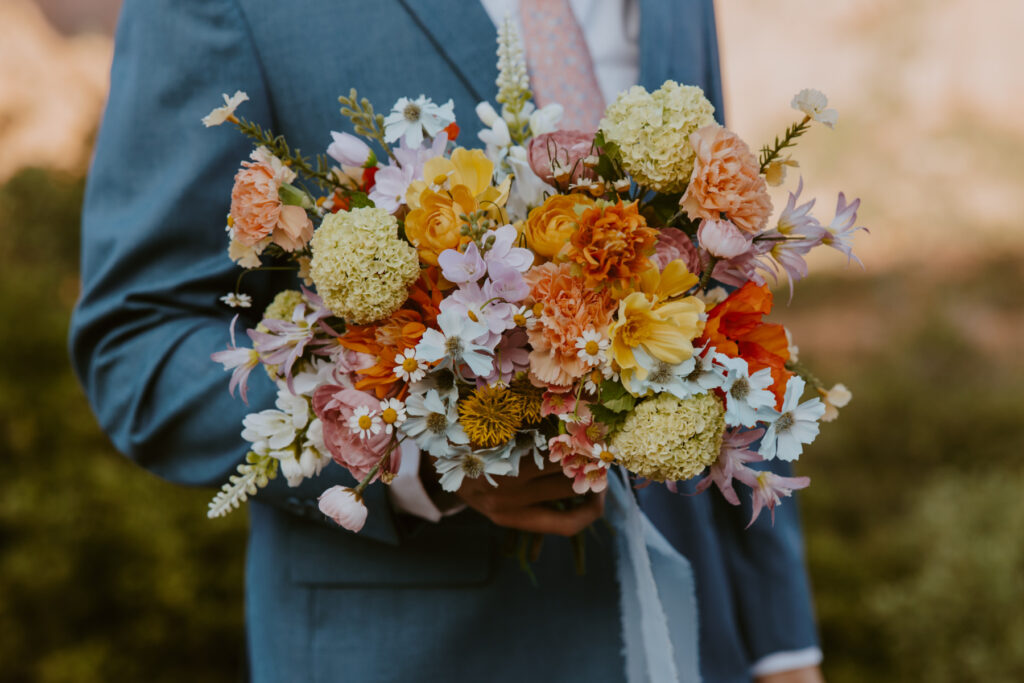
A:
608;259;704;372
406;147;510;211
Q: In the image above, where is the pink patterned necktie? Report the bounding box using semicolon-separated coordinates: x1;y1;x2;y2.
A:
520;0;606;132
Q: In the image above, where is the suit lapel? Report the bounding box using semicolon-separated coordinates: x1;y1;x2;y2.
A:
397;0;498;103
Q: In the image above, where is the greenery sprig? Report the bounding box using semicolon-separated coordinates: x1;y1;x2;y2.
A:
758;115;811;174
338;88;395;162
234;116;338;189
207;452;279;518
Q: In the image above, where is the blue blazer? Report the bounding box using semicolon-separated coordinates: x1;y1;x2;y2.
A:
70;1;819;681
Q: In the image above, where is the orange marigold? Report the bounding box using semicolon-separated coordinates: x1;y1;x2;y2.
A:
565;200;657;294
699;282;792;407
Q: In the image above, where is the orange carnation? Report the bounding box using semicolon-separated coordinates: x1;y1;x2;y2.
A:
524;194;594;260
403;186;477;266
524;262;617;387
565;200;657;293
680;125;772;234
699;282;792;406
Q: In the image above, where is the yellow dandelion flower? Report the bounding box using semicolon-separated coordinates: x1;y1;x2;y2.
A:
509;376;544;427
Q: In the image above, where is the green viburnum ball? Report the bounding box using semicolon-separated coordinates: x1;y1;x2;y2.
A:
610;392;726;482
599;81;716;193
309;207;420;324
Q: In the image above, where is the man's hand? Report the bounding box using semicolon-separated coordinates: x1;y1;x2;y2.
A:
455;458;604;536
755;666;824;683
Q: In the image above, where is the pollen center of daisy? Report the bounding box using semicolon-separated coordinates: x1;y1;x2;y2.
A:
444;336;464;357
730;377;750;400
402;357;419;372
381;408;398;424
357;415;373;430
775;412;795;432
532;302;544;317
513;313;527;326
403;103;422;122
426;412;448;434
649;362;673;384
461;454;485;478
599;450;615;463
584;340;600;355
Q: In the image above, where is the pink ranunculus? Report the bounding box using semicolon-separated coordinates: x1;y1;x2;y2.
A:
697;218;754;259
312;385;392;481
318;486;368;532
651;227;702;274
527;130;596;185
680;125;773;234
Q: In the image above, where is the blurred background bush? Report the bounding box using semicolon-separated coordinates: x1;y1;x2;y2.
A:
0;0;1021;681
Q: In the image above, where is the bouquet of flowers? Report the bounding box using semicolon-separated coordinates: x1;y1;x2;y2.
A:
206;19;863;536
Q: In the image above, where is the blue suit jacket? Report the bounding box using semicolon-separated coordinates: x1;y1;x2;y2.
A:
70;1;819;680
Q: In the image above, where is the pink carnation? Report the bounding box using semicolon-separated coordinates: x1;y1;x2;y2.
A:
680;126;773;234
527;130;596;185
230;154;314;251
651;227;702;274
312;385;395;481
548;421;610;494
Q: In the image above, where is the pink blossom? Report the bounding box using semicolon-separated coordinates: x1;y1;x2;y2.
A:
318;486;368;532
438;241;486;284
527;130;596;185
695;427;765;505
734;468;810;527
822;192;867;265
651;227;702;274
312;385;393;481
697;218;754;259
548;421;609;494
210;315;260;404
541;388;581;419
482;327;530;385
327;131;372;167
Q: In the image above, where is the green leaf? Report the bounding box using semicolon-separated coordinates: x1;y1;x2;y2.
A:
348;191;374;209
589;404;628;432
599;380;637;413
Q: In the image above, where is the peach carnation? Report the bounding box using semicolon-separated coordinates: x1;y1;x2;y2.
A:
524;262;616;387
566;200;657;293
680;126;773;234
229;147;314;250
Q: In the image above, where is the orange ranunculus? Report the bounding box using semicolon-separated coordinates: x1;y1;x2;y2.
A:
525;194;594;260
699;281;792;406
566;200;657;294
403;185;478;266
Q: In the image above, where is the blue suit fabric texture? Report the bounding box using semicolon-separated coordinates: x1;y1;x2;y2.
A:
69;0;820;681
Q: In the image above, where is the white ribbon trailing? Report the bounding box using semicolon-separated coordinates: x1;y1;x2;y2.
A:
606;467;701;683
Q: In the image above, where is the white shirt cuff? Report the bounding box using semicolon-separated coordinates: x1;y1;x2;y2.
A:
387;441;465;522
750;647;823;677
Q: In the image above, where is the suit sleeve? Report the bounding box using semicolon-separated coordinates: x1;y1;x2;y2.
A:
68;0;400;545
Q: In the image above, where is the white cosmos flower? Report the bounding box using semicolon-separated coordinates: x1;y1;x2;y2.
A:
434;444;514;492
348;405;381;440
415;309;493;377
202;90;248;127
719;356;777;427
400;388;469;457
791;88;838;129
241;409;297;452
760;376;826;461
384;95;456;148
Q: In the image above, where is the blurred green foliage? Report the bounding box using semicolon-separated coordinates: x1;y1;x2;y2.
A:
0;166;1022;681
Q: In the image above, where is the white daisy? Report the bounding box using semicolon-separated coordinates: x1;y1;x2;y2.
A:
220;292;253;308
378;398;408;435
760;376;826;461
347;405;381;440
511;305;535;329
383;95;456;148
433;444;514;492
394;348;427;383
590;443;617;468
400;388;469;457
575;328;609;366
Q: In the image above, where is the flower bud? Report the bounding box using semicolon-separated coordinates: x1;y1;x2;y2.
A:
327;131;372;167
697;218;753;259
318;486;368;532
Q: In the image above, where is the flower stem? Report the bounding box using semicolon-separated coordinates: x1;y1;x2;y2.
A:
699;255;719;292
353;437;401;496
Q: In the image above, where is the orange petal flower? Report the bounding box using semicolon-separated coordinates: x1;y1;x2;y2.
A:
566;200;657;294
524;193;594;260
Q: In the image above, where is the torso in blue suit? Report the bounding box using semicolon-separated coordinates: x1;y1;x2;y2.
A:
70;1;819;680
